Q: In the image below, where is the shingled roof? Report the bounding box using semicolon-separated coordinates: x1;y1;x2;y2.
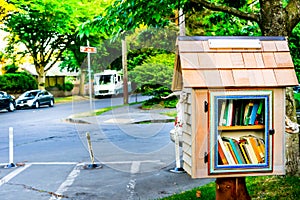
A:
172;36;298;91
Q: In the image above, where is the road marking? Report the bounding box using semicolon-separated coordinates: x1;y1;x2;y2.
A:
130;161;141;174
0;164;32;186
49;164;81;200
101;160;161;165
29;162;78;165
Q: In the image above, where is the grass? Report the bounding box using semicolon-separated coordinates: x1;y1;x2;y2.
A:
58;95;143;118
159;175;300;200
54;95;89;104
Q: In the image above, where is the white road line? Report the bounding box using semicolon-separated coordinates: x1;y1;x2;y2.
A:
49;164;81;200
130;161;141;174
0;164;32;186
29;162;78;165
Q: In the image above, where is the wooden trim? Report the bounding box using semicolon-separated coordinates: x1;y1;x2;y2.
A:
180;67;296;70
218;125;265;131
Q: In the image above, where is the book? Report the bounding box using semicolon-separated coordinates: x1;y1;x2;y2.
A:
223;137;245;164
239;142;251;164
255;100;264;125
238;100;245;125
218;135;235;165
232;100;239;126
243;101;254;125
233;139;247;164
249;101;259;125
226;99;234;126
218;141;229;165
224;140;238;164
255;137;265;162
242;136;263;163
219;101;227;126
240;136;259;164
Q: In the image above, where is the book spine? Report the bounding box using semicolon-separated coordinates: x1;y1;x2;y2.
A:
228;139;244;164
239;143;251;164
225;141;238;164
218;135;235;165
249;102;259;125
218;142;229;165
241;137;259;164
248;136;264;163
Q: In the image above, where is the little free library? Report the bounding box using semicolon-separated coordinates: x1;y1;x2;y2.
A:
171;36;298;179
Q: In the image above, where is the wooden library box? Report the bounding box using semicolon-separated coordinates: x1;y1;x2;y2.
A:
172;36;298;178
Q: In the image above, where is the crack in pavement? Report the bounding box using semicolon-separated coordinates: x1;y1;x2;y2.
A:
6;182;70;199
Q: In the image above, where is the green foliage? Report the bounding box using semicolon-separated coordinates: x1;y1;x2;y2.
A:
83;0;180;38
0;72;37;93
294;92;300;110
2;0;110;87
142;86;178;109
289;24;300;81
129;53;176;108
4;63;18;73
129;53;175;89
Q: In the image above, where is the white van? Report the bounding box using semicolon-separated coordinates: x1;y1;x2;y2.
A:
94;70;131;97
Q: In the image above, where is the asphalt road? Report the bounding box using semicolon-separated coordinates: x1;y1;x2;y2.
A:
0;95;213;200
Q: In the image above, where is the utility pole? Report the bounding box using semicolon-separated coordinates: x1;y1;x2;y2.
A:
179;8;185;36
122;38;128;105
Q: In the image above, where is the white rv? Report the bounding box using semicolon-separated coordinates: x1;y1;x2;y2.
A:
93;70;131;97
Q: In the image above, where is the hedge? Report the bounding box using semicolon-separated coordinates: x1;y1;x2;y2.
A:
0;72;38;93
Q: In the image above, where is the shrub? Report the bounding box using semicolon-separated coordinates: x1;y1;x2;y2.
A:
0;72;38;93
129;53;176;108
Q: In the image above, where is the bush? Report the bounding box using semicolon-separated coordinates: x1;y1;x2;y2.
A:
0;72;38;93
129;53;176;108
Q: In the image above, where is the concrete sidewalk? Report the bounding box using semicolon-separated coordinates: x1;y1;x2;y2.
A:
67;103;176;125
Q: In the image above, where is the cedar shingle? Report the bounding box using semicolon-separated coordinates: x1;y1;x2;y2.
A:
173;37;298;89
274;52;294;68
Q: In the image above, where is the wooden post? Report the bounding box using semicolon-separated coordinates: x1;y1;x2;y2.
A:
216;177;251;200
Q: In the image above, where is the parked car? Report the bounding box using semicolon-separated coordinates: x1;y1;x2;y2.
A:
0;91;16;112
16;90;54;109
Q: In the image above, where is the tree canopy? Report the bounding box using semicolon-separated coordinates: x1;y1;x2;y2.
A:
2;0;111;89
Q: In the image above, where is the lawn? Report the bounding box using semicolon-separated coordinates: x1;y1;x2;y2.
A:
159;175;300;200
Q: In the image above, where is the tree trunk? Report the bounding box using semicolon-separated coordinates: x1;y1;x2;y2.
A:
79;69;86;96
216;177;251;200
36;65;46;90
259;2;299;176
285;87;300;175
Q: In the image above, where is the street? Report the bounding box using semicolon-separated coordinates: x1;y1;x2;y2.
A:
0;95;212;200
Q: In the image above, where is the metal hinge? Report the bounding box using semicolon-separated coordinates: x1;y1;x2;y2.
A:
204;152;208;163
269;129;275;135
204;101;208;112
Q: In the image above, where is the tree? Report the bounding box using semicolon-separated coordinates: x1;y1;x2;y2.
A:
93;0;300;175
88;1;300;198
193;0;300;178
0;0;15;22
2;0;103;89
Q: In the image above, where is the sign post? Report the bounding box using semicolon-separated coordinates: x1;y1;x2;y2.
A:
80;42;97;110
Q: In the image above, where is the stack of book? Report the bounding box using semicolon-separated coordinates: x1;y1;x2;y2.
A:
217;135;265;165
218;99;264;126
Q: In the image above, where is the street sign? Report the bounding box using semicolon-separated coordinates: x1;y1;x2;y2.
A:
80;46;97;53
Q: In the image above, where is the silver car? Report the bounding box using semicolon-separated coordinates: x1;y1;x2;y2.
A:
16;90;54;109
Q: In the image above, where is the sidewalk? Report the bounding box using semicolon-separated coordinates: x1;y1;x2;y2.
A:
66;103;176;125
